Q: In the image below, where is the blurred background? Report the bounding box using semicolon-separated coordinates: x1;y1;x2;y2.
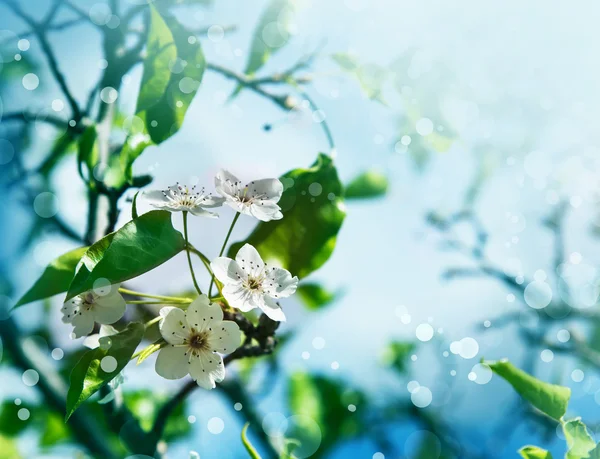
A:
1;0;600;458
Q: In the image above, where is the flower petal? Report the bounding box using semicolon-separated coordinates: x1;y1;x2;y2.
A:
159;307;188;345
235;244;265;277
155;345;189;380
201;195;226;208
93;290;126;324
250;202;283;222
207;320;242;354
189;206;218;218
71;310;95;338
247;178;284;202
258;296;286;322
185;295;223;332
144;190;170;208
61;298;79;323
188;351;225;389
222;283;256;312
215;169;241;199
263;268;298;299
211;257;245;284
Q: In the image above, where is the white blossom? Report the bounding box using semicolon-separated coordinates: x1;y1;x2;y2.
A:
155;295;242;389
61;284;126;338
215;170;283;221
211;244;298;322
144;183;224;217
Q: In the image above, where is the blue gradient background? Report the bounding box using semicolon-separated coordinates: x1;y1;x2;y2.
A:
2;0;600;458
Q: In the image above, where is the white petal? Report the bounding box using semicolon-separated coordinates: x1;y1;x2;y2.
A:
71;310;95;338
235;244;265;276
263;268;298;299
188;352;223;389
93;291;126;324
159;307;188;345
155;345;189;380
207;320;242;354
61;298;79;323
201;195;226;208
247;178;283;202
144;190;170;208
250;202;283;222
258;296;286;322
211;257;245;284
185;295;223;332
83;325;118;349
189;206;219;218
215;169;241;199
223;199;248;215
222;283;256;312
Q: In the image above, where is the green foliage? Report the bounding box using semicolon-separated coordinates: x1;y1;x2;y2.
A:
66;210;185;300
15;247;87;307
241;423;262;459
123;389;191;441
288;373;364;457
229;154;346;279
39;412;70;448
0;434;20;459
0;401;32;437
77;126;98;180
332;53;388;104
296;283;338;310
66;323;145;420
345;170;389;200
382;341;415;374
244;0;296;76
136;6;177;114
519;446;553;459
145;14;206;144
119;8;205;184
486;359;570;421
563;418;596;459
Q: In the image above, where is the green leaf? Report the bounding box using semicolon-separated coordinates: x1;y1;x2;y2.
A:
15;247;87;308
332;53;388;104
382;341;415;374
229;154;346;279
0;401;33;437
296;283;338;310
66;323;145;420
588;444;600;459
77;126;98;179
345;170;389;200
241;423;262;459
563;418;596;459
66;210;185;300
518;446;553;459
40;412;70;447
486;359;570;421
123;389;191;441
132;191;140;219
0;434;20;459
145;15;206;144
136;6;176;114
231;0;297;98
288;373;364;457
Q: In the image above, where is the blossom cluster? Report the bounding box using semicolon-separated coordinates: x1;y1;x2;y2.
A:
61;170;298;389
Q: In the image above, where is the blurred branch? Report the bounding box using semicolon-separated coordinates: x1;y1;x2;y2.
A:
0;0;83;121
0;313;117;458
2;111;71;129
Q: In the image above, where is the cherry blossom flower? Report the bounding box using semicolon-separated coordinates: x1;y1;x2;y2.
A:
215;170;283;221
61;284;126;338
155;295;242;389
211;244;298;322
144;183;224;217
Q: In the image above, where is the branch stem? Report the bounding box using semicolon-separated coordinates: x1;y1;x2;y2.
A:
119;288;192;303
209;212;240;296
183;211;203;296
